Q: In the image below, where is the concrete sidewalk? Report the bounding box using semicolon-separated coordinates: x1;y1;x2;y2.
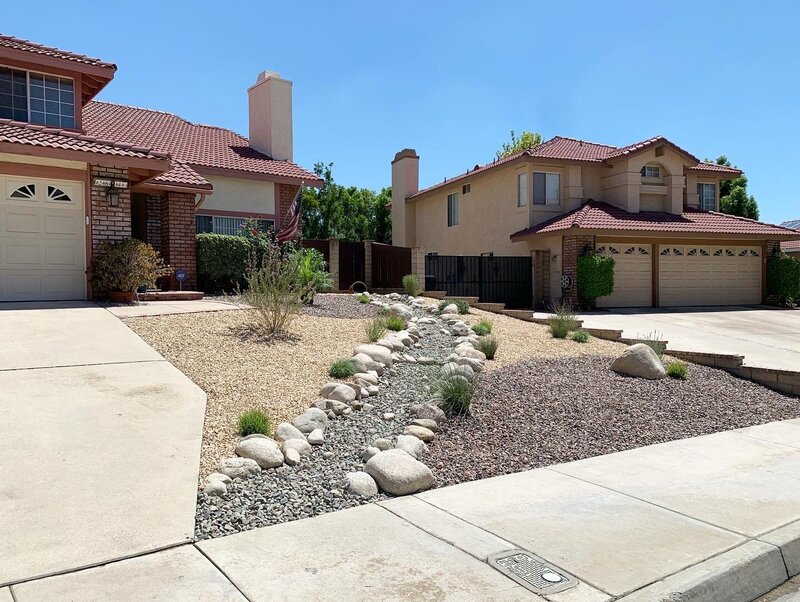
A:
8;418;800;601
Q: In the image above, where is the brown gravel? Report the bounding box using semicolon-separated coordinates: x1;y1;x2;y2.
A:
124;304;371;478
426;355;800;487
300;293;379;319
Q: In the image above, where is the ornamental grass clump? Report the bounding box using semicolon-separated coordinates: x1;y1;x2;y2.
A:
402;274;422;297
237;409;272;436
635;330;667;358
365;317;387;342
666;360;689;380
548;301;577;339
357;293;370;303
432;372;477;416
471;319;492;336
571;329;590;343
384;315;407;332
437;298;470;315
329;359;357;378
474;335;499;360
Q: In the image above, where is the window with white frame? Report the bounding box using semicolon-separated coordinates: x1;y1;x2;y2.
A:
532;172;560;205
517;172;528;207
195;215;275;235
697;183;715;211
0;66;75;128
640;165;661;179
447;192;459;227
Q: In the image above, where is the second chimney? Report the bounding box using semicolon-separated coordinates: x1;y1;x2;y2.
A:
248;70;293;161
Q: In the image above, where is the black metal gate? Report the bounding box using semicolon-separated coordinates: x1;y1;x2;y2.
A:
425;255;533;309
339;240;365;290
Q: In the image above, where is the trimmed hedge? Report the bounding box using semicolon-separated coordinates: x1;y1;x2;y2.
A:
767;254;800;305
577;254;615;308
196;233;252;293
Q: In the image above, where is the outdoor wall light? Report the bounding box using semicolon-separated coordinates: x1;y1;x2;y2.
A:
106;187;121;206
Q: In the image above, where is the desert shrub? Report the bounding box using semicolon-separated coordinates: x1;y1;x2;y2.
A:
237;409;272;436
767;254;800;306
402;274;422;297
384;315;407;331
666;360;688;380
634;330;666;358
329;359;357;378
357;294;370;303
291;248;333;304
432;372;477;416
365;317;387;342
471;319;493;336
92;238;172;294
571;329;590;343
548;301;578;339
437;298;470;314
377;306;390;316
196;233;253;293
577;254;615;308
474;335;499;359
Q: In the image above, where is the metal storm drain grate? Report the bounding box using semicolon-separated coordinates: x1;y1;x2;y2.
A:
487;550;578;595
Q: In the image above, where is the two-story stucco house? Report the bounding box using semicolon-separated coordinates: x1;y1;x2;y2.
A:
0;34;321;301
392;137;800;308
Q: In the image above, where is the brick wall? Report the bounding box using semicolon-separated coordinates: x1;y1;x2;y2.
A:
160;192;197;290
561;234;595;307
277;183;301;232
90;165;131;257
145;194;164;252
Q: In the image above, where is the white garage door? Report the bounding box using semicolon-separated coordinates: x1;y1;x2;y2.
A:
659;245;762;306
0;175;86;301
596;244;652;308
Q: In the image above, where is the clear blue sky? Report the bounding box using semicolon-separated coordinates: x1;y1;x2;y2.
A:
5;1;799;222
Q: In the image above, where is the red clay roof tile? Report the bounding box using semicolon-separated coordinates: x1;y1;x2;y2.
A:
782;240;800;250
151;161;212;190
0;34;116;70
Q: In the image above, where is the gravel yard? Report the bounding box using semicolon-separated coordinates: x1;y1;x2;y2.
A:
425;355;800;487
300;293;379;319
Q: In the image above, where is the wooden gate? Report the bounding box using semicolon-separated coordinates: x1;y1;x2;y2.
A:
339;240;365;289
425;255;533;309
372;243;411;288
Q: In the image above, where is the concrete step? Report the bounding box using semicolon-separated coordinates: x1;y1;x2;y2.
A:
422;290;447;299
501;309;536;322
446;296;480;305
472;302;506;313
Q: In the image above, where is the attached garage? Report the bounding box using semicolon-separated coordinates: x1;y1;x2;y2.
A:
0;175;86;301
596;243;652;308
658;244;762;306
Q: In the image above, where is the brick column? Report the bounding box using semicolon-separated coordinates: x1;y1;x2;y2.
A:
363;240;374;289
561;234;595;307
532;249;551;309
90;165;131;258
328;238;340;291
145;194;164;252
411;246;426;291
277;183;301;232
161;192;197;290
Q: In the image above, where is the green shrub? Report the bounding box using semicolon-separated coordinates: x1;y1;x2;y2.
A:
474;335;499;359
634;330;666;358
377;306;390;317
357;293;370;303
237;409;272;436
384;315;407;331
196;233;252;293
365;317;387;342
548;301;577;339
92;238;172;293
767;254;800;306
402;274;422;297
432;373;477;416
291;248;333;304
471;319;493;336
577;254;615;308
437;298;470;314
666;360;688;380
329;359;357;378
571;329;590;343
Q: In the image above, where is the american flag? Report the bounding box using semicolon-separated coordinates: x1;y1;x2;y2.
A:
276;186;302;243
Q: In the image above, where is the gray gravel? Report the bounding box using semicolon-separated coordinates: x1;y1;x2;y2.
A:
425;355;800;487
300;293;379;319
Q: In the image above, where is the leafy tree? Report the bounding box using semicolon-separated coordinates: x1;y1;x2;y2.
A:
713;156;759;220
300;162;392;243
496;130;544;159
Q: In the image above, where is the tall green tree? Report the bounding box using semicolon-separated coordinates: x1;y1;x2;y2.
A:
713;156;759;220
496;130;544;159
300;162;392;243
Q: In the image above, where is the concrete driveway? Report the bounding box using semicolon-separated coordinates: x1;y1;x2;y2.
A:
0;302;206;587
573;306;800;370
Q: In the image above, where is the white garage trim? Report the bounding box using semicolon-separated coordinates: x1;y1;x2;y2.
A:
596;243;653;308
0;174;86;301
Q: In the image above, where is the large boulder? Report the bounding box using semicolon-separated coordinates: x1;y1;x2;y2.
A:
274;422;306;443
354;344;393;367
217;457;261;479
389;303;413;318
235;437;284;469
292;408;329;434
346;471;379;497
354;353;383;375
610;343;666;380
442;303;459;314
320;383;357;403
348;356;369;374
354;372;378;385
365;449;435;495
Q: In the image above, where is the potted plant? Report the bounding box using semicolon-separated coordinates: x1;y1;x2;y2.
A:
92;238;172;303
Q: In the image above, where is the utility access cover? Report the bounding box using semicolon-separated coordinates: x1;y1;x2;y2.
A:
487;550;578;595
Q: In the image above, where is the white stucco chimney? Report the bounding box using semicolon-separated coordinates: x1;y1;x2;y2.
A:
391;148;420;247
248;70;293;161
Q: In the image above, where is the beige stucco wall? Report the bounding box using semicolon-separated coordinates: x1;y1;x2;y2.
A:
201;175;276;215
0;153;86;170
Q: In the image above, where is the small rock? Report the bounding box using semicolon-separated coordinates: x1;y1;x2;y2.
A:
292;407;329;434
282;437;312;456
346;471;379;497
402;353;417;363
322;451;334;459
308;428;325;445
383;412;395;421
389;303;413;318
417;356;437;365
362;402;374;411
203;481;227;497
409;403;447;424
458;348;486;361
274;422;306;443
372;437;393;451
403;425;436;442
353;372;378;385
206;472;232;485
354;352;384;375
235;438;284;469
327;410;336;420
218;457;261;479
409;418;440;432
442;303;459;314
284;448;301;466
367;385;379;396
320;383;357;403
362;446;381;461
365;449;435;495
326;399;351;416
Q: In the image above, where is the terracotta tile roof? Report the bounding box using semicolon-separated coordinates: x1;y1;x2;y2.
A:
0;118;168;160
83;101;321;184
150;161;212;190
410;135;741;199
782;240;800;251
510;201;800;239
0;34;116;70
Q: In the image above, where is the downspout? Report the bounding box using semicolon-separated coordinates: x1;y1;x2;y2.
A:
195;193;207;209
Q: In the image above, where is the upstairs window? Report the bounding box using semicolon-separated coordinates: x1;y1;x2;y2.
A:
517;173;528;207
697;183;715;211
462;183;471;194
641;165;661;179
447;192;459;227
532;172;560;206
0;67;75;128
